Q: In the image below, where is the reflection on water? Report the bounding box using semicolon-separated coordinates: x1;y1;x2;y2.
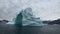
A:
14;24;60;34
0;24;60;34
15;26;22;34
14;26;42;34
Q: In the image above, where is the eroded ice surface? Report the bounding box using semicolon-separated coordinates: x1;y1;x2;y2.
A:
7;8;45;26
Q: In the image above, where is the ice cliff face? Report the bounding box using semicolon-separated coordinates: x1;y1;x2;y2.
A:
22;8;43;26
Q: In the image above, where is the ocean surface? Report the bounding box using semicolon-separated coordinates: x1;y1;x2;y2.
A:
0;22;60;34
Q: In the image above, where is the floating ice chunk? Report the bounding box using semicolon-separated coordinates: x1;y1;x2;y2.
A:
7;7;44;26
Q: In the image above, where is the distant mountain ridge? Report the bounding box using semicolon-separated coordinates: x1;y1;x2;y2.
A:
43;19;60;25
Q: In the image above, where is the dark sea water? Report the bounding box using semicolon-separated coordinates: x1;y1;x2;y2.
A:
0;22;60;34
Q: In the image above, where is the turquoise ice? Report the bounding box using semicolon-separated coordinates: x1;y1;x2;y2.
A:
6;7;45;26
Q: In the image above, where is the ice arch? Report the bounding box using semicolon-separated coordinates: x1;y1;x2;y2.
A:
7;7;44;26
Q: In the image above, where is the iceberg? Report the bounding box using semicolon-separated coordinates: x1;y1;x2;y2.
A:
7;7;44;26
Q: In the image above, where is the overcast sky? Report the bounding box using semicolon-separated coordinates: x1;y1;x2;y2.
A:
0;0;60;21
